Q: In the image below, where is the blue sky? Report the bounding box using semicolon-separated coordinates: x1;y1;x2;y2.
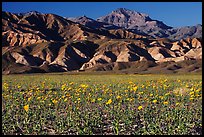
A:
2;2;202;28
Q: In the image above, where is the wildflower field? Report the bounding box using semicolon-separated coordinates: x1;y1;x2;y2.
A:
2;73;202;135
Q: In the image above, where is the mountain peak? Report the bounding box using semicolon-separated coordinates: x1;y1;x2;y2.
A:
112;8;149;18
21;10;43;16
78;15;93;20
114;8;129;12
97;8;153;29
113;8;133;14
67;15;95;23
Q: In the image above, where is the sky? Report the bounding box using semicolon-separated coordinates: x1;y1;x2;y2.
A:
2;2;202;28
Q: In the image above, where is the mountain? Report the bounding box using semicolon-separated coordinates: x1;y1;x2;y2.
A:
67;15;120;30
2;10;202;74
97;8;202;40
168;24;202;40
2;10;147;47
2;11;109;46
97;8;172;38
80;37;202;71
97;8;172;29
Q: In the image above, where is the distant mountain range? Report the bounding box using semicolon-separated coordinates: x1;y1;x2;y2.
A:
2;8;202;74
69;8;202;41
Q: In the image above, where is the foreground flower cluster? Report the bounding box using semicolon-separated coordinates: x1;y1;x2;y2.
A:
2;74;202;135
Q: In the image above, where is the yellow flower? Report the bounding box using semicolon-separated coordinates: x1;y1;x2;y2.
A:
66;93;70;97
106;99;112;105
80;84;88;88
190;94;194;98
130;98;134;102
186;85;189;88
52;99;58;104
61;84;66;91
116;95;121;99
189;97;194;100
24;105;29;112
77;98;81;101
150;94;153;97
98;98;102;101
132;86;138;91
138;106;143;110
91;99;96;102
64;98;67;102
152;100;157;103
165;93;170;96
28;97;32;102
176;103;180;106
163;101;168;105
196;94;200;97
195;89;201;92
